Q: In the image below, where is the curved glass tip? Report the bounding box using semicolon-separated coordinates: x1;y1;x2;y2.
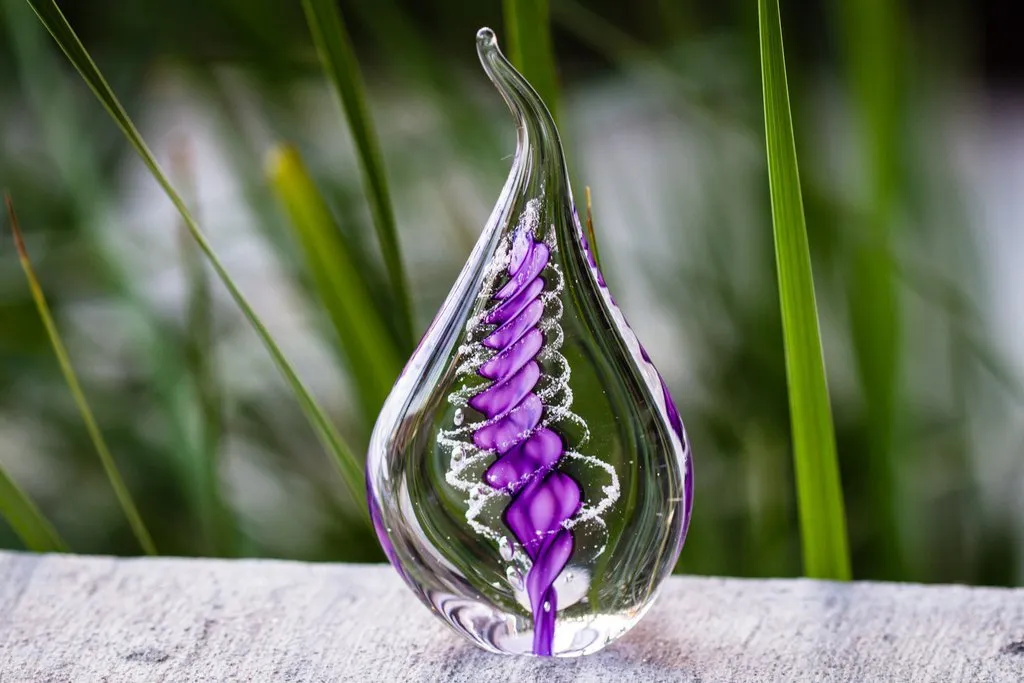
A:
475;26;560;145
476;26;497;50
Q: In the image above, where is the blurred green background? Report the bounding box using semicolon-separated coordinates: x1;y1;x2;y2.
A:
1;0;1022;586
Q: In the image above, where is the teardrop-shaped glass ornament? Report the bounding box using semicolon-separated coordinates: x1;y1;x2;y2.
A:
367;27;693;657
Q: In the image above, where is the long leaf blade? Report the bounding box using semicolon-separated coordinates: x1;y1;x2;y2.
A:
6;194;155;555
503;0;560;121
757;0;851;580
583;186;603;269
0;466;66;553
300;0;414;351
267;145;402;426
836;0;905;579
23;0;368;513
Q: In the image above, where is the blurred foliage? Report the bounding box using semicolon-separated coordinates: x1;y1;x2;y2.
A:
0;0;1020;587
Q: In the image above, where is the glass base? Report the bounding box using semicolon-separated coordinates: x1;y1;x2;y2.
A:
434;590;653;657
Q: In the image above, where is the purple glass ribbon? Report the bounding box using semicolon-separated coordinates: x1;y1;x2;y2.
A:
471;230;580;656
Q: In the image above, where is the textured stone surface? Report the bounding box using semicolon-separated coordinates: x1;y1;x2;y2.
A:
0;551;1022;682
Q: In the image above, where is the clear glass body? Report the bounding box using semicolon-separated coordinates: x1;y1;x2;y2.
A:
366;27;693;657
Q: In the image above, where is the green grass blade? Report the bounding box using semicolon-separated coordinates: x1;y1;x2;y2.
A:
22;0;368;513
583;186;603;269
267;145;402;426
0;247;68;554
757;0;851;580
837;0;902;211
300;0;414;351
835;0;905;579
6;194;156;555
503;0;560;121
0;466;66;553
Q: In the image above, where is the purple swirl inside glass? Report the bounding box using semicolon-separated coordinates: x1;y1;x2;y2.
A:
470;230;580;656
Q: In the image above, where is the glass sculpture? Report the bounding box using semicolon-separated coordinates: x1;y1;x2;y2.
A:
366;27;693;657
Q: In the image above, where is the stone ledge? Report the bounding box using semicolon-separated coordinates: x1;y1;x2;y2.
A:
0;551;1022;682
